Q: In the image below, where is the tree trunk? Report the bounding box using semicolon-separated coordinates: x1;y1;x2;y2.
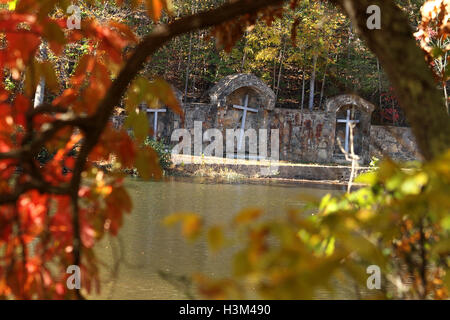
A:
34;42;48;108
331;0;450;160
444;82;449;115
347;25;352;84
275;37;286;101
308;54;318;111
34;78;46;108
319;55;329;110
301;66;305;111
183;32;193;103
377;58;382;109
273;58;277;90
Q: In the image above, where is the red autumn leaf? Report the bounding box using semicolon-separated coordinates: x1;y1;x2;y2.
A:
80;211;96;248
13;95;30;128
17;190;48;243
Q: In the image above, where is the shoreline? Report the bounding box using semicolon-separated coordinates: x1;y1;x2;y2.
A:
169;154;369;187
95;154;369;189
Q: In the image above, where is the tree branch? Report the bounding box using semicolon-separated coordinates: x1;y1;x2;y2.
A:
65;0;286;299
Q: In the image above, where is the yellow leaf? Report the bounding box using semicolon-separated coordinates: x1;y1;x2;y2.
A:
233;208;262;226
8;0;16;10
432;239;450;255
356;209;375;222
149;78;183;116
163;213;203;241
208;226;224;252
163;213;185;226
182;214;202;240
355;171;377;184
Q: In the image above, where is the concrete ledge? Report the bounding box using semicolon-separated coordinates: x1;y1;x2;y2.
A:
172;155;370;182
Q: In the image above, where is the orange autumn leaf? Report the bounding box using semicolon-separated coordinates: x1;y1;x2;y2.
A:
146;0;164;22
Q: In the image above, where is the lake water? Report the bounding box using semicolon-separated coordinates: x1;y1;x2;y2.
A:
92;177;346;299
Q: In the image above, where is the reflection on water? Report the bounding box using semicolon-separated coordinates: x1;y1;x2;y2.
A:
92;177;345;300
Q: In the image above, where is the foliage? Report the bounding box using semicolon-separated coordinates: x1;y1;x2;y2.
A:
36;147;54;165
144;0;398;111
0;0;177;299
369;156;380;170
143;137;172;172
167;151;450;299
0;0;292;299
415;0;450;113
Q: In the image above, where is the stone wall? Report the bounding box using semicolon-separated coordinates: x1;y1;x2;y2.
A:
369;126;421;161
111;74;421;165
272;109;334;163
160;104;336;164
113;105;421;164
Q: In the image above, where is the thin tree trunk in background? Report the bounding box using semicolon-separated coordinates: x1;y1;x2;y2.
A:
183;2;197;103
34;42;48;108
273;58;277;89
444;51;449;114
308;54;318;111
34;79;46;108
175;38;182;72
377;58;382;109
346;24;352;89
392;98;395;125
301;65;305;111
319;72;326;110
444;82;449;115
241;31;248;72
191;74;196;97
183;32;193;103
319;54;329;109
275;37;286;101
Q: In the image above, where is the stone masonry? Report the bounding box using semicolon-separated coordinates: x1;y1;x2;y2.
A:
114;74;420;164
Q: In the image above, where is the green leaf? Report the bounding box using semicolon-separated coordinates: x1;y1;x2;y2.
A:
355;171;377;185
400;172;428;195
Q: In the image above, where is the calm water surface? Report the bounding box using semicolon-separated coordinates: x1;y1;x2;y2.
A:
92;177;345;299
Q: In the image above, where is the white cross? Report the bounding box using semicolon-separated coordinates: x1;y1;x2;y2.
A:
233;95;258;150
337;109;360;153
146;108;167;139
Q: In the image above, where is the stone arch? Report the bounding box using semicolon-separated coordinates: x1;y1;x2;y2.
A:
208;74;275;110
326;94;375;164
326;94;375;114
